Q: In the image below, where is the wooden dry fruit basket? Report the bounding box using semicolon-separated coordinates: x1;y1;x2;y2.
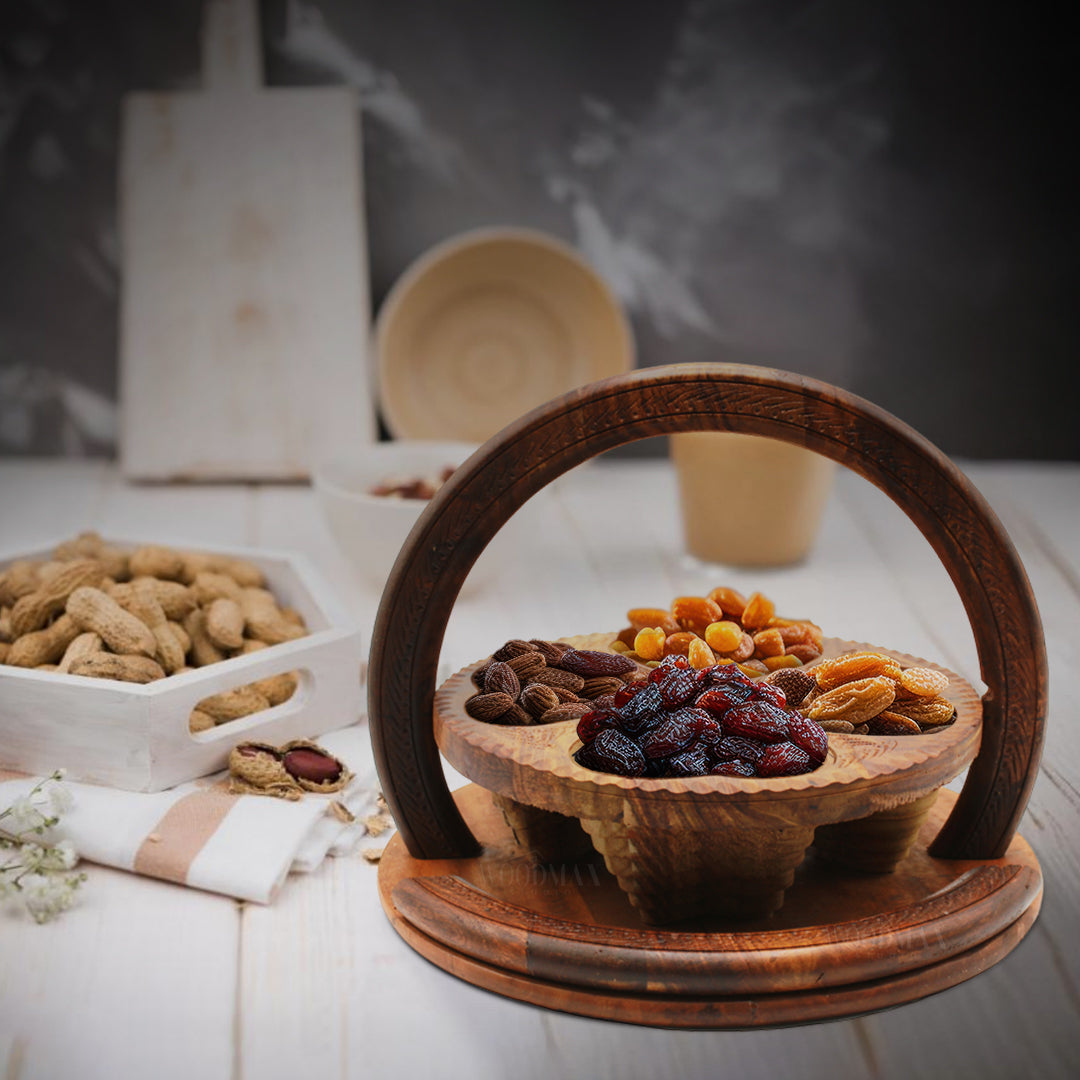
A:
367;363;1047;1028
434;634;982;924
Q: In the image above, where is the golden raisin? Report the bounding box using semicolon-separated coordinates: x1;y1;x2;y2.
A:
787;643;823;663
740;592;775;630
898;667;950;698
633;627;666;662
615;626;638;647
671;596;723;635
688;637;716;669
891;696;956;728
663;630;699;657
805;676;897;725
627;607;681;635
704;620;743;653
752;628;785;658
867;711;922;736
707;586;747;619
813;651;903;691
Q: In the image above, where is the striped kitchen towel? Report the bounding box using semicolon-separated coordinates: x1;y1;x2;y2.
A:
0;724;383;903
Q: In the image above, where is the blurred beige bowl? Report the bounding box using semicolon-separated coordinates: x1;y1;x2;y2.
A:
375;227;634;442
670;432;837;567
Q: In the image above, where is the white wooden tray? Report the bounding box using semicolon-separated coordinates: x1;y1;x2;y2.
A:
0;537;363;792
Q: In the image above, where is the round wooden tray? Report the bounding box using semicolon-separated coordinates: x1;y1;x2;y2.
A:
378;785;1041;1027
367;363;1047;1026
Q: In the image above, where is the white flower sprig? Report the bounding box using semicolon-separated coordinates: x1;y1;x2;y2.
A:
0;770;86;923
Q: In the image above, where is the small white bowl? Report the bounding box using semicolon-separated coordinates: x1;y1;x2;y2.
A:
314;440;515;596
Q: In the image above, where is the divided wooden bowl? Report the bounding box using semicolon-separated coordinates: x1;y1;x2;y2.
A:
434;634;982;924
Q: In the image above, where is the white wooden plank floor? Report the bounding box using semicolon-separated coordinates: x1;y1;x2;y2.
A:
1;458;1077;1079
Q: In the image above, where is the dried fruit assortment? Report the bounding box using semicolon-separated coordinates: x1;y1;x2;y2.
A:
465;639;645;725
572;655;830;780
612;586;824;678
776;649;957;735
0;532;305;734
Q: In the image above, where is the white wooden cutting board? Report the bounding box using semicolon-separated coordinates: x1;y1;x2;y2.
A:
119;0;375;479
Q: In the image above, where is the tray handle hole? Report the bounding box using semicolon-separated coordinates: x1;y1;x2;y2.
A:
187;667;313;742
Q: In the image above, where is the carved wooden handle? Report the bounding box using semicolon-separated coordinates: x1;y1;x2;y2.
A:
368;364;1047;861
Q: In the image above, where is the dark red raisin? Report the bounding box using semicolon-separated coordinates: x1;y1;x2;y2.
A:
709;759;756;777
786;710;828;763
696;681;756;713
573;728;646;777
638;707;707;759
576;709;616;744
615;682;665;734
695;715;724;749
757;741;814;777
753;681;787;709
714;735;766;763
722;701;791;743
665;745;711;777
613;679;648;707
658;667;699;708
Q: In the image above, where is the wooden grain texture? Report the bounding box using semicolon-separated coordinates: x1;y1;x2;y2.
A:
368;363;1047;862
378;784;1042;1026
118;0;374;479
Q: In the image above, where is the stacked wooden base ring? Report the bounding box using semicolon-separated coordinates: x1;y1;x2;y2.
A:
378;637;1042;1027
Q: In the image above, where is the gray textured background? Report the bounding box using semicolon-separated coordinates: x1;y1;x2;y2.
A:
1;0;1076;459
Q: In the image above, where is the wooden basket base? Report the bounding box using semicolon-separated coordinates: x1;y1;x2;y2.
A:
579;814;815;923
813;790;940;874
378;784;1042;1028
491;793;593;865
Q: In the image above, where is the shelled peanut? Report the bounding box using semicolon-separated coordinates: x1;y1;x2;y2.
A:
0;532;305;734
763;649;957;735
611;586;824;678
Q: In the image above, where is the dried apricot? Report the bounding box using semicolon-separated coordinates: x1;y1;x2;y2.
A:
773;622;813;646
740;592;775;630
663;631;699;657
703;620;743;653
671;596;723;635
737;659;769;677
707;586;747;618
633;627;666;662
752;628;785;658
729;632;755;662
627;607;681;635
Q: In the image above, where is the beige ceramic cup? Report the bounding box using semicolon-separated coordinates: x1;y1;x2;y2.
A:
670;432;836;567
